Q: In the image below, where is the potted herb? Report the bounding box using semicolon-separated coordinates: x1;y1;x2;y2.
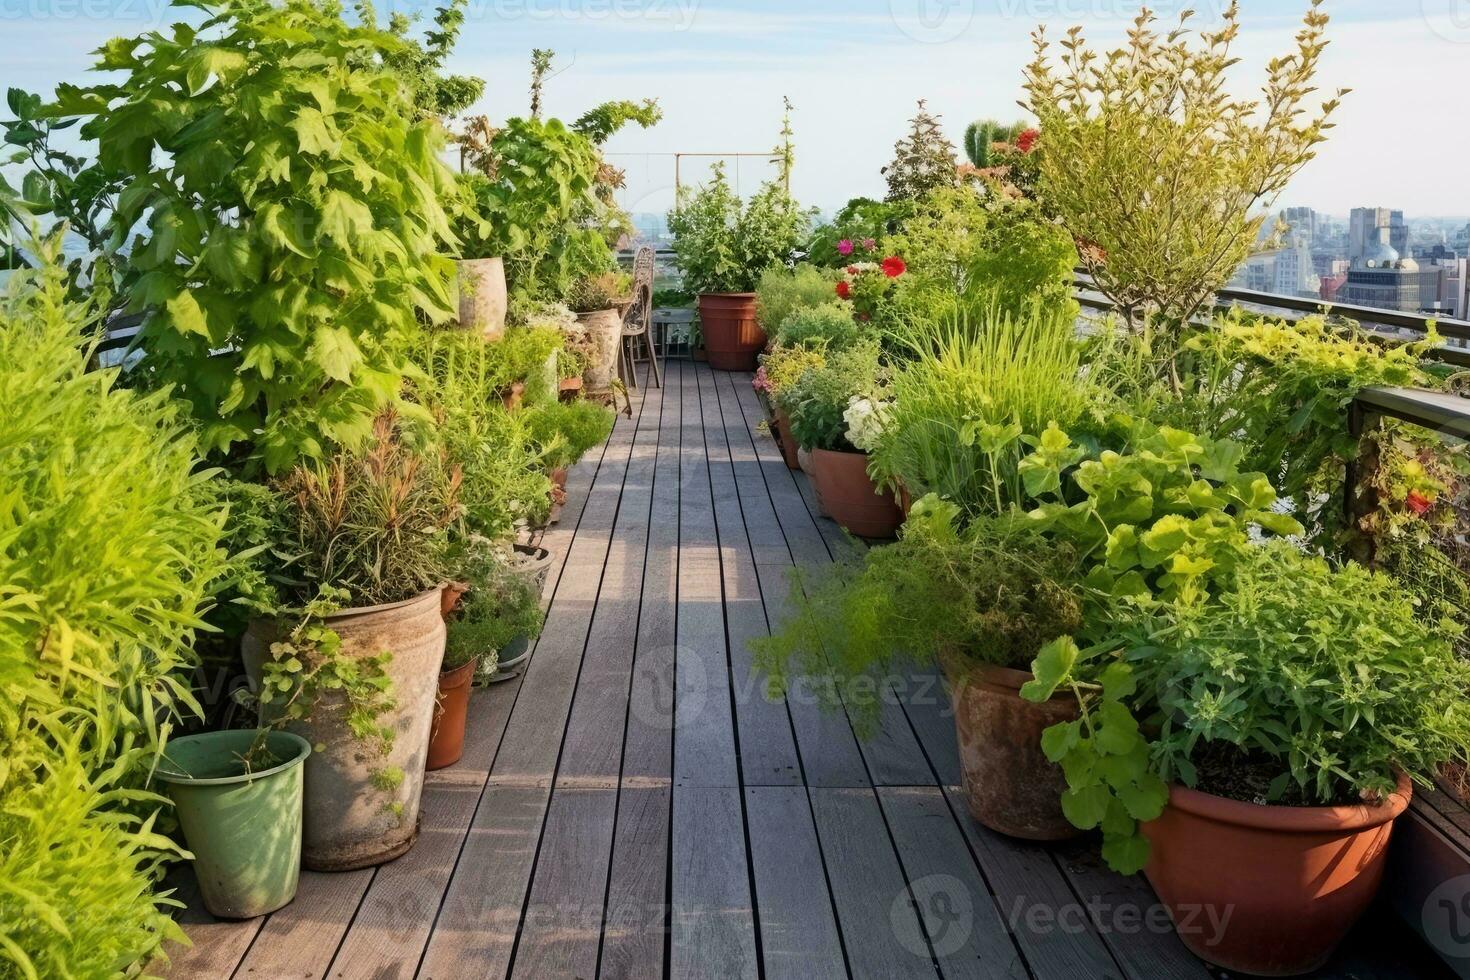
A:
568;271;631;399
230;414;462;871
668;162;810;371
1026;541;1470;974
154;730;312;918
778;339;900;537
757;342;826;470
524;399;616;497
427;621;500;769
448;554;547;684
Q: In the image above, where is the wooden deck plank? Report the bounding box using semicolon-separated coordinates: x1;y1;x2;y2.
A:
509;370;666;980
670;785;759;980
878;786;1029;980
416;383;651;979
809;786;940;980
940;786;1123;979
700;364;803;788
746;785;849;980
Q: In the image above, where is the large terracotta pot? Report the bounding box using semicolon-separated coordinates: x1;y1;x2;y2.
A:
950;664;1080;841
426;657;477;771
809;448;902;538
242;588;446;871
698;293;764;371
1142;773;1412;975
578;308;622;398
773;407;801;470
457;257;507;340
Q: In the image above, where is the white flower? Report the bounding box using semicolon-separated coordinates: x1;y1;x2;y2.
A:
844;396;893;452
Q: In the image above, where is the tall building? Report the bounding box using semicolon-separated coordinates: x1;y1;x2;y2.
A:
1338;229;1439;313
1281;206;1317;247
1349;207;1408;261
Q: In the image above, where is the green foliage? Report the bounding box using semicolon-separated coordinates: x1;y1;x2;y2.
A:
778;339;885;452
523;400;615;470
405;328;558;539
754;506;1084;730
668;161;811;295
882;99;959;202
1029;543;1470;872
449;546;546;665
1023;1;1344;332
373;0;485;121
755;264;839;333
0;240;227;977
72;0;459;473
758;342;826;400
805;197;909;268
962;118;1025;168
871;297;1100;511
566;270;631;314
774;302;868;350
572;98;663;145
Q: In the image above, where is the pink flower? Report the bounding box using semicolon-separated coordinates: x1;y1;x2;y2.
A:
862;237;877;251
837;239;854;256
881;256;907;278
752;366;771;393
1407;491;1433;516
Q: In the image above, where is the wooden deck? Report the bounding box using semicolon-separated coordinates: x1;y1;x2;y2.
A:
163;360;1449;980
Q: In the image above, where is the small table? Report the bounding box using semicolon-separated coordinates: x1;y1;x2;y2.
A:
653;307;697;359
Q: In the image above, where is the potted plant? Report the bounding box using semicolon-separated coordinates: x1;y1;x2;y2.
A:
229;414;462;871
154;730;312;918
448;554;547;684
1024;541;1470;975
452;176;510;340
523;399;616;497
778;339;900;537
568;271;631;399
668;162;810;371
428;620;500;770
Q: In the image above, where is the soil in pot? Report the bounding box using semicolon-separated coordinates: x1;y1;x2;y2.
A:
242;588;446;872
1142;770;1412;975
457;257;507;340
155;730;311;919
950;663;1079;841
427;656;478;771
809;448;902;538
698;293;764;371
773;407;801;471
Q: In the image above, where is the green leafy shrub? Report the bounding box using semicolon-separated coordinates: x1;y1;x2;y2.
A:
523;400;615;471
667;161;810;294
774;302;868;349
74;0;459;472
805;197;909;267
755;504;1083;729
566;270;631;314
1026;542;1470;873
870;297;1100;510
883;100;959;202
449;546;545;672
755;264;838;332
778;339;885;452
758;342;826;401
0;241;227;977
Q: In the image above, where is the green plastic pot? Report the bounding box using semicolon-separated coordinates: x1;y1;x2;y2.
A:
155;730;311;919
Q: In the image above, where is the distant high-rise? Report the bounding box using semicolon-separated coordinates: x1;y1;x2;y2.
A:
1281;206;1317;246
1349;207;1408;261
1339;227;1438;313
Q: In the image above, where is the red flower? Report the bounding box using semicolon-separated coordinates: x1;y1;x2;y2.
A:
881;256;907;278
1016;128;1040;154
846;265;859;274
835;280;851;299
1407;491;1433;516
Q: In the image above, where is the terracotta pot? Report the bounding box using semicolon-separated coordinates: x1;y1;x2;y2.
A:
950;664;1079;841
512;543;554;596
242;588;446;871
1142;772;1412;975
550;466;569;493
797;448;826;516
457;257;507;340
773;407;801;470
899;483;913;519
558;376;584;403
500;380;525;411
578;309;622;397
698;293;764;371
440;581;469;618
692;346;708;362
809;448;902;538
426;657;478;771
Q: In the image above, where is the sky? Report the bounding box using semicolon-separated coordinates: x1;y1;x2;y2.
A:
4;0;1469;221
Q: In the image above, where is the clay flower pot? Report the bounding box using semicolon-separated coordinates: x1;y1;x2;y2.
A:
500;380;526;411
698;293;764;371
772;407;801;471
457;257;507;340
809;448;902;538
898;482;914;520
950;664;1079;841
242;588;446;871
1142;772;1413;975
578;308;622;398
426;656;478;771
440;581;470;619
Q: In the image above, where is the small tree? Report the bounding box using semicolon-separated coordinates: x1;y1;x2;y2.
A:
882;100;959;202
1023;1;1345;338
